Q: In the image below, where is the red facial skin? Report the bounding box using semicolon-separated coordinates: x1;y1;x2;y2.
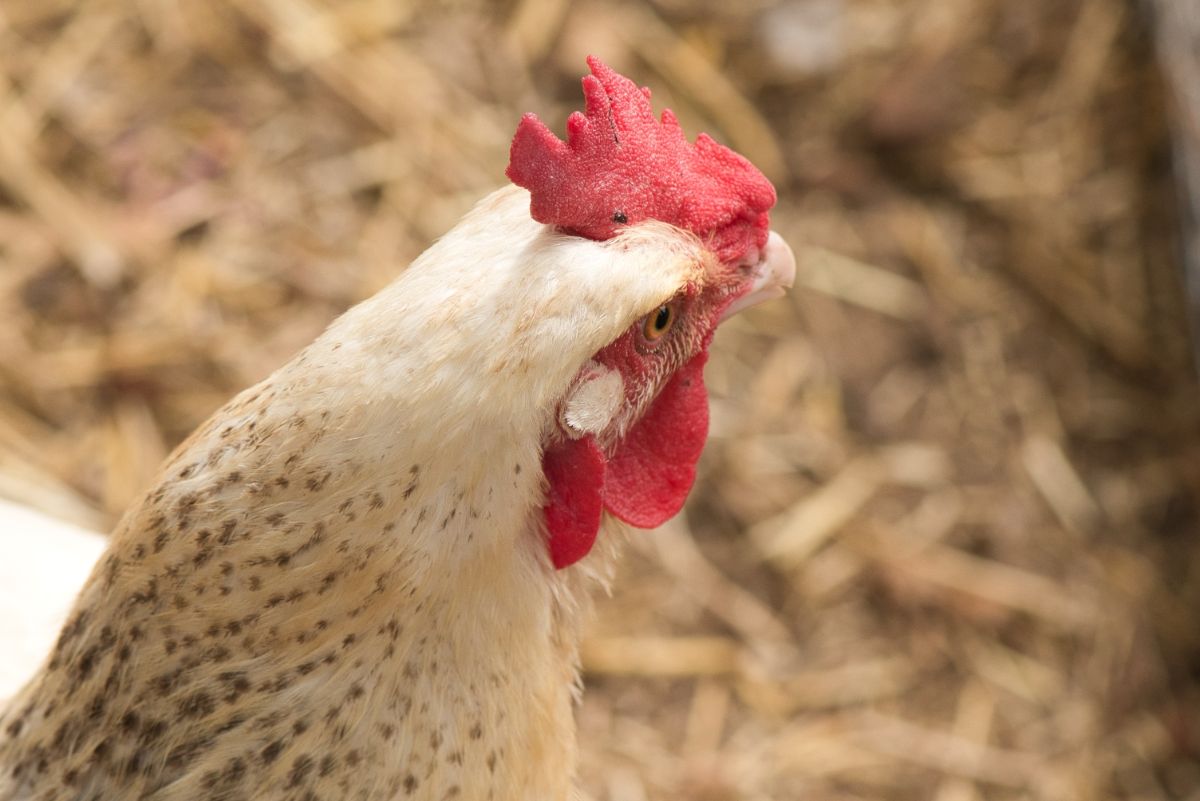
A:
542;274;750;568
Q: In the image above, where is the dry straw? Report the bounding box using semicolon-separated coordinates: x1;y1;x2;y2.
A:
0;0;1197;798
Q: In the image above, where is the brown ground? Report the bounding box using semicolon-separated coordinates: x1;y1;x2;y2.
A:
1;1;1198;799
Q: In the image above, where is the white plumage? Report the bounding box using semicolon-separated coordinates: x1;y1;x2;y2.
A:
0;500;104;700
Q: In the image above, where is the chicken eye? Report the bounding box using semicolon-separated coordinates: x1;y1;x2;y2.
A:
642;303;677;343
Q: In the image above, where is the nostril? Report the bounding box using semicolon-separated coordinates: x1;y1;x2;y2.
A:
737;246;762;269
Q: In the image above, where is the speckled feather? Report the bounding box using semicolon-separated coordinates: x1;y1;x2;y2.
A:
0;186;709;801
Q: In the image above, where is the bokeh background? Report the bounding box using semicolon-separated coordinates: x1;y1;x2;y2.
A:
1;0;1199;798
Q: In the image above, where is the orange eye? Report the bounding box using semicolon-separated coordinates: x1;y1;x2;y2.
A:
642;303;676;342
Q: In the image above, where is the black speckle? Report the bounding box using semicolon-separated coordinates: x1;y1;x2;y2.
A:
286;754;314;788
261;740;285;764
612;210;628;224
139;719;167;744
179;692;215;719
75;646;99;681
91;738;111;761
220;671;251;701
305;471;332;492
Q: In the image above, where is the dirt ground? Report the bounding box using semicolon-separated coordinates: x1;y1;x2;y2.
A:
0;1;1198;799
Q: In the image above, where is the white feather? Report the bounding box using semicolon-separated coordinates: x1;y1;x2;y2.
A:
0;499;104;701
560;362;625;437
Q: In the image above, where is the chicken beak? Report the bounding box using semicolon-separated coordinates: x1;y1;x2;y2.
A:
721;231;796;321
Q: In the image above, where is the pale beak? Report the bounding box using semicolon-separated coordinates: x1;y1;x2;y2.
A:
722;231;796;320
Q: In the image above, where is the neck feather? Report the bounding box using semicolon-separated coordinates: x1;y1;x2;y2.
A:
0;185;668;799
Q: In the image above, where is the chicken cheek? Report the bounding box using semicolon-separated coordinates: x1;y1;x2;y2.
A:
543;353;709;568
602;351;709;527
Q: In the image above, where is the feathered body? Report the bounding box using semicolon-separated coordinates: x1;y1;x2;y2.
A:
0;187;712;800
0;58;794;800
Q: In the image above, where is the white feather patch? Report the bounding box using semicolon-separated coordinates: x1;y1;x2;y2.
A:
0;499;105;700
560;362;625;437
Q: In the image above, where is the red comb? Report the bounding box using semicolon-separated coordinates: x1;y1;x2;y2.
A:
506;56;776;264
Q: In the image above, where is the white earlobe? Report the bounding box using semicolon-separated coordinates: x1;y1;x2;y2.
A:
560;362;625;438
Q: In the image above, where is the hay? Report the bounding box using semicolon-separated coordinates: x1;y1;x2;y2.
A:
1;0;1197;798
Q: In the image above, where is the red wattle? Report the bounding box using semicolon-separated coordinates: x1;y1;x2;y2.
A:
602;352;709;528
542;353;710;568
541;435;606;568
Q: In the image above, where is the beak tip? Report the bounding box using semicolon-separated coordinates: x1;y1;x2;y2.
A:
719;231;797;322
765;231;797;292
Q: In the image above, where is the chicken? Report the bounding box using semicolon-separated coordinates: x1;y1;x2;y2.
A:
0;57;794;800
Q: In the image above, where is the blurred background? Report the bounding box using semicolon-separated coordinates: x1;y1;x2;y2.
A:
1;0;1198;798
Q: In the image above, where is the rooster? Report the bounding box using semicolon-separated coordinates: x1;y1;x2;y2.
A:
0;58;794;800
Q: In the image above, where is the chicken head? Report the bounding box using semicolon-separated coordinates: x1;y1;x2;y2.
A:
510;57;796;567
